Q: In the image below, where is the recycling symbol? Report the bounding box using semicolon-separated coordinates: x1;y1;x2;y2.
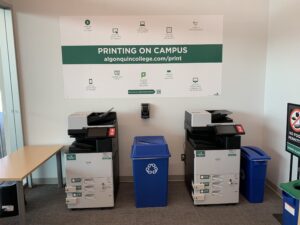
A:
145;163;158;175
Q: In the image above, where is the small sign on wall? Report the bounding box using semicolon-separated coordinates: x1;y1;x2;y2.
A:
286;103;300;157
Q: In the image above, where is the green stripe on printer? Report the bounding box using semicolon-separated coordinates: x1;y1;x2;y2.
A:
196;150;205;157
67;154;76;160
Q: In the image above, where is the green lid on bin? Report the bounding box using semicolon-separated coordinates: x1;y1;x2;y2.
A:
280;180;300;199
131;136;171;159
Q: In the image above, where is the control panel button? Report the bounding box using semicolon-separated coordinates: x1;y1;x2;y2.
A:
235;124;245;134
108;128;116;137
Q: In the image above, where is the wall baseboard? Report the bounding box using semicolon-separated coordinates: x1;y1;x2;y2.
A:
265;179;282;198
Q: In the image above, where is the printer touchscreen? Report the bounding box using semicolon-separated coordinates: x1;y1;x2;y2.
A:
87;128;107;138
214;125;237;136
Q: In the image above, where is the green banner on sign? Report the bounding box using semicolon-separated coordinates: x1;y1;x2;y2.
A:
287;142;300;157
62;44;222;64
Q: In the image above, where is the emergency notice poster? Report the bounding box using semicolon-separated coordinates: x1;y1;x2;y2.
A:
286;103;300;157
60;15;223;98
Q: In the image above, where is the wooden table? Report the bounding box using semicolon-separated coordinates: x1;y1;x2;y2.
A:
0;145;63;225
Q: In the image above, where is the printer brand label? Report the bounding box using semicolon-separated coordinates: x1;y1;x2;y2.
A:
196;150;205;157
102;153;112;160
102;156;112;160
67;154;76;160
228;150;237;157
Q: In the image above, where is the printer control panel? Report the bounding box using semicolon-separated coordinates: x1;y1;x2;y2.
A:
214;124;245;136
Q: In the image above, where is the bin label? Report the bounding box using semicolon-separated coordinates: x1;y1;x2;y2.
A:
284;202;295;216
228;150;237;157
145;163;158;175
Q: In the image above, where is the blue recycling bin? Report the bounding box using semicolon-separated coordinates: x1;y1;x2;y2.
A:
240;146;271;203
131;136;171;208
280;180;300;225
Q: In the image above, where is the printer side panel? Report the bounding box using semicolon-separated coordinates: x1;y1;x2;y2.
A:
65;152;114;208
184;136;195;198
193;149;240;205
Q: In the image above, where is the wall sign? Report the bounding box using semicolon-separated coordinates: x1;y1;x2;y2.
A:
286;103;300;157
60;15;223;98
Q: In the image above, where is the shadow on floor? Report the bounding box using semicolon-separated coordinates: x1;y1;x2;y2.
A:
273;213;282;225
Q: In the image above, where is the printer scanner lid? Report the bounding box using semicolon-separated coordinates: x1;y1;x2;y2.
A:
88;112;116;126
68;108;117;130
207;110;233;123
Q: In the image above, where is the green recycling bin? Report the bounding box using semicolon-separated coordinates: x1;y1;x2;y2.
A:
280;180;300;225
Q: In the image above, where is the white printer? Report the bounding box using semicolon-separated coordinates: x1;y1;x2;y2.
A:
183;110;245;205
65;110;119;209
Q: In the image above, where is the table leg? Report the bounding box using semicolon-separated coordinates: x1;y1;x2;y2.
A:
16;181;26;225
27;174;33;188
56;151;63;188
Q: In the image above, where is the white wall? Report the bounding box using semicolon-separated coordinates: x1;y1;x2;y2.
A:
0;0;12;6
264;0;300;186
12;0;269;180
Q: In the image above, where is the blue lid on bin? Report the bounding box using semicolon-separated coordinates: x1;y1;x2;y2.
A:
131;136;171;159
241;146;271;161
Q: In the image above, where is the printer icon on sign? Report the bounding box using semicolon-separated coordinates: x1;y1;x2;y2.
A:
192;77;199;83
112;28;119;34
